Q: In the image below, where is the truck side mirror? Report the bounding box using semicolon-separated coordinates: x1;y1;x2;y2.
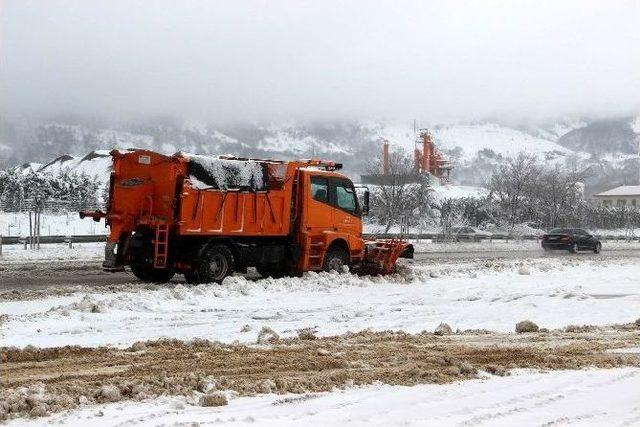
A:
362;190;370;215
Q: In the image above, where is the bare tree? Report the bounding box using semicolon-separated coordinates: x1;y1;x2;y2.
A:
366;148;431;232
535;165;589;228
487;153;540;231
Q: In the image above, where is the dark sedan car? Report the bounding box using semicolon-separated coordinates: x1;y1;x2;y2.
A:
541;228;602;253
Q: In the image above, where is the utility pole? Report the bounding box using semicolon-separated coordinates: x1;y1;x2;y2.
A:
36;207;41;250
28;210;33;249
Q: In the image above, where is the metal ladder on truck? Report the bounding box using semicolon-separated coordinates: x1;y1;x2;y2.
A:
153;223;169;268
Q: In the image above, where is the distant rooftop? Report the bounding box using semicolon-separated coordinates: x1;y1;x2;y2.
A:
593;185;640;197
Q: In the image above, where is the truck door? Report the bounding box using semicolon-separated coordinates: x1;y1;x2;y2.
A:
305;175;334;233
330;178;361;237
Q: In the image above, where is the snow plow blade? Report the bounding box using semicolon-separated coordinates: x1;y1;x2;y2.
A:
362;239;413;275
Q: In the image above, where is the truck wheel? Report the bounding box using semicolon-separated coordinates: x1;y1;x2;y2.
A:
323;246;349;273
130;264;175;283
197;245;234;284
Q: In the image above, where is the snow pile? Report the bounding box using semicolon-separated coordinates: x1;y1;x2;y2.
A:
2;257;640;348
11;368;640;426
186;155;267;190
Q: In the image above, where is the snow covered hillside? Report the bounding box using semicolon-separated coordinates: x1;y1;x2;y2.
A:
38;150;112;183
369;122;575;162
2;116;639;192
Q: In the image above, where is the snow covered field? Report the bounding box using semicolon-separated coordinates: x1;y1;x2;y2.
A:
8;368;640;427
2;256;639;348
0;212;107;237
0;242;104;264
3;243;639;425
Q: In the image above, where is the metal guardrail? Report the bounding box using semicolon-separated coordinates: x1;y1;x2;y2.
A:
0;233;638;247
0;235;108;245
364;233;640;242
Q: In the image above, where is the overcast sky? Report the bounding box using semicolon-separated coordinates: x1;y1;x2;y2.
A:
2;0;639;123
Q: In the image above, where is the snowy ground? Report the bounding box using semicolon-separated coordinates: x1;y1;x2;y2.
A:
8;368;640;427
2;256;639;348
0;242;104;264
0;212;107;237
3;242;640;425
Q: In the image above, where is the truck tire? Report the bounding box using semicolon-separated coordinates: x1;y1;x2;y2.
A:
196;245;235;284
323;246;349;273
130;264;175;283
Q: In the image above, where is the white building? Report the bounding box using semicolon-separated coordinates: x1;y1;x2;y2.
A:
593;185;640;208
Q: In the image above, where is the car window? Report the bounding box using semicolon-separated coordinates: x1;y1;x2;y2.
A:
311;176;329;203
575;229;588;236
335;181;358;214
464;227;474;233
549;228;570;234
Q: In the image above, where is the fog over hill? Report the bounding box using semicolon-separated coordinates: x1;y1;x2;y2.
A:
2;1;639;196
1;115;638;196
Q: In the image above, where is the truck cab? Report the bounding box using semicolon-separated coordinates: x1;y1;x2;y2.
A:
298;169;366;272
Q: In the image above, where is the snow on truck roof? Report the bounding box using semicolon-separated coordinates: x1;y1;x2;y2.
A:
184;154;269;191
174;152;344;190
593;185;640;197
119;151;343;190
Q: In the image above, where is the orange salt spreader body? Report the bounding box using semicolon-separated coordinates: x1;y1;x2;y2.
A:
80;149;413;283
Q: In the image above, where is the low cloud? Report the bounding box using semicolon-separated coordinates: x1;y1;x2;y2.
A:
2;0;639;123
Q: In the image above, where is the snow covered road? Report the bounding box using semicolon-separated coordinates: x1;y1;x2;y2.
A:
2;256;639;348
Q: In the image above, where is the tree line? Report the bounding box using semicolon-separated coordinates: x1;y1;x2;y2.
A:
367;150;640;234
0;168;105;212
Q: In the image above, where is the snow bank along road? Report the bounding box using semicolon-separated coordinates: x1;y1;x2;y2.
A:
9;368;640;427
2;256;640;347
2;248;640;423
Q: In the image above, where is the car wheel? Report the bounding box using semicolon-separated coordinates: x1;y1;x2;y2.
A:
542;246;550;252
569;243;578;254
593;242;602;254
323;246;349;272
196;245;235;284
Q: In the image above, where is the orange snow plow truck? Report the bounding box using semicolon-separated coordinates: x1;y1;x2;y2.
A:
80;150;413;283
